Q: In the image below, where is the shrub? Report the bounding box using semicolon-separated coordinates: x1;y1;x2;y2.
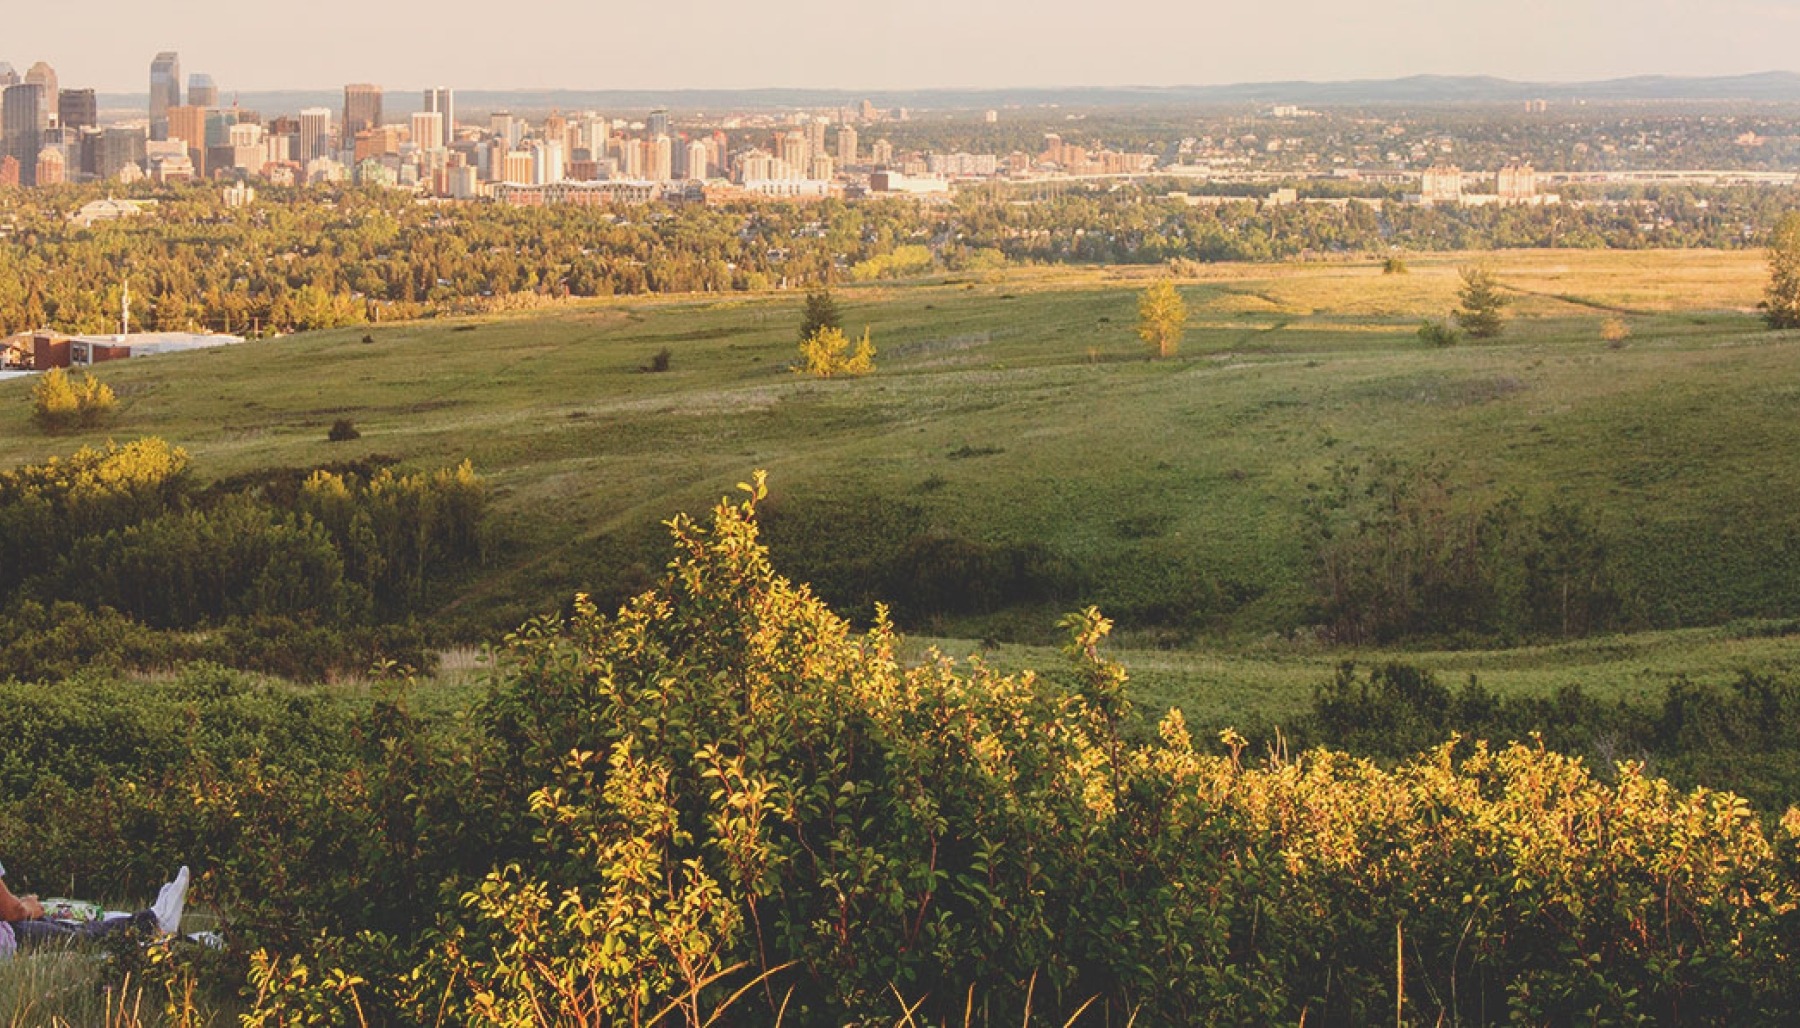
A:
1601;315;1631;346
642;347;672;373
796;326;875;378
30;367;116;431
1382;256;1409;274
327;418;360;442
1417;318;1461;346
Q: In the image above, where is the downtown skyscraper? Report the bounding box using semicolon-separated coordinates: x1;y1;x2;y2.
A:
343;83;382;146
423;88;454;149
149;51;181;139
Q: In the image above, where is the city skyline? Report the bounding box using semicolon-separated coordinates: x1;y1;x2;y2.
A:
3;0;1799;94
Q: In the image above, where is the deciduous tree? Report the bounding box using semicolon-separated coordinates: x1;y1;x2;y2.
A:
1137;279;1188;358
1765;210;1800;329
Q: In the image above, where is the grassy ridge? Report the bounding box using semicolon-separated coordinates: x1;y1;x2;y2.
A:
2;249;1797;708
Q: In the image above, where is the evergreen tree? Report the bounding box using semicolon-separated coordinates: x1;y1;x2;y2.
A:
798;290;842;343
1453;265;1510;339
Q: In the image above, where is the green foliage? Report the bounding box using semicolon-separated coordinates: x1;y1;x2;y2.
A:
1453;264;1511;338
30;366;117;431
849;244;936;282
1305;459;1619;644
1136;278;1188;358
1765;209;1800;329
795;325;875;378
0;442;483;680
1383;255;1409;274
1416;317;1461;346
216;484;1800;1022
327;418;360;442
9;483;1800;1024
797;289;843;343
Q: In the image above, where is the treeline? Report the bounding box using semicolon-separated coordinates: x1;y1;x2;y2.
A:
0;179;1787;338
8;485;1800;1025
0;439;486;679
1293;660;1800;814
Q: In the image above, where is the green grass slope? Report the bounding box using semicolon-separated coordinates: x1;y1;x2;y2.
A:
2;250;1796;656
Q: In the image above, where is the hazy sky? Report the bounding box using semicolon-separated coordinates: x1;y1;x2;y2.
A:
8;0;1800;93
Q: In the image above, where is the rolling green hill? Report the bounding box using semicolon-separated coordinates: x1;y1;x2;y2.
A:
4;249;1799;719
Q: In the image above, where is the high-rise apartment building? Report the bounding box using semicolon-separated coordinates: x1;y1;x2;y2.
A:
778;132;807;177
423;88;454;148
188;73;219;109
299;107;333;161
343;84;382;144
648;135;672;182
837;126;857;169
805;120;826;164
3;83;48;185
646;110;671;139
0;64;16;88
1497;164;1537;200
501;149;534;185
411;111;444;152
684;139;709;180
490;111;519;150
58;89;97;132
149;52;181;139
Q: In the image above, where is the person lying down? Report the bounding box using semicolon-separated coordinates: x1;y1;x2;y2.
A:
0;860;188;956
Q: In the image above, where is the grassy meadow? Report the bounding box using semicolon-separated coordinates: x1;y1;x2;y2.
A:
4;248;1799;727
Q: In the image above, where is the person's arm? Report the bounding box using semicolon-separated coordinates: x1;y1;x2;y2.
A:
0;875;43;921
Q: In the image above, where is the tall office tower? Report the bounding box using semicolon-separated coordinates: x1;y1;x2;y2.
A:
836;125;857;168
0;64;16;87
805;119;825;163
501;149;533;184
23;62;56;130
543;111;568;151
97;126;147;179
410;111;443;151
423;87;453;147
646;109;671;139
3;83;47;185
343;83;382;144
188;73;219;109
58;89;97;132
298;107;333;161
149;52;181;139
166;105;206;176
684;139;709;180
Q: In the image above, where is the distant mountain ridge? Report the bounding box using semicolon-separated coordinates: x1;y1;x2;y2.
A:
93;72;1800;117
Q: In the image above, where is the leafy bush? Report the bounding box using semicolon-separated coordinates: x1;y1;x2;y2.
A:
240;479;1800;1024
327;418;361;442
1417;317;1461;346
30;367;117;431
795;326;875;378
